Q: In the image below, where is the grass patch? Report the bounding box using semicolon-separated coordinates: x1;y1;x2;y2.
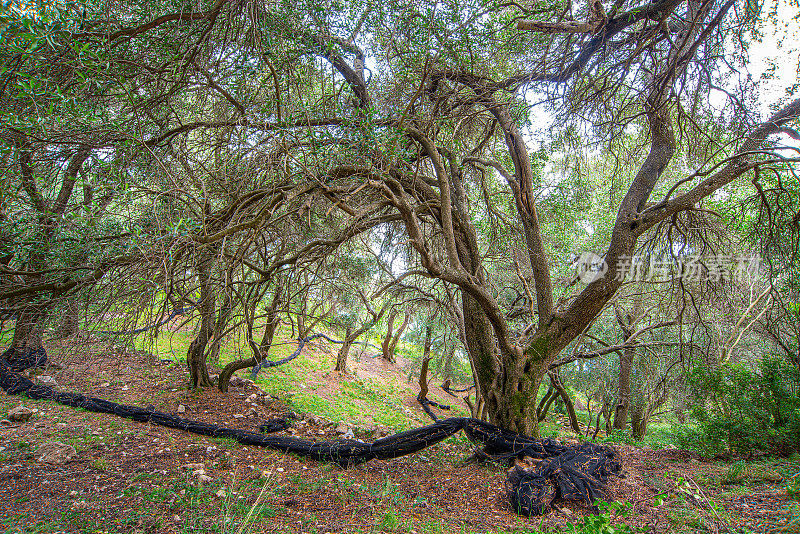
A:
136;324;438;431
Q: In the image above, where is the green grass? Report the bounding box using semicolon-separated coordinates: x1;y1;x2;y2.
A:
132;324;452;432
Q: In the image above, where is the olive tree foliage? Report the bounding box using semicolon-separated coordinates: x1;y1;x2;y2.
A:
1;0;399;384
2;0;798;436
277;0;798;435
0;5;150;364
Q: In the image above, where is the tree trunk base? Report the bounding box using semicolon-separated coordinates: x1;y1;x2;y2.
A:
2;346;48;371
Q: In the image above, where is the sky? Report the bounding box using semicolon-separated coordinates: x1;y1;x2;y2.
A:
745;0;800;115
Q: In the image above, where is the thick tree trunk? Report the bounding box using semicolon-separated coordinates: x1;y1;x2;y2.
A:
417;342;434;417
187;326;212;388
487;349;549;436
5;307;48;368
187;255;214;389
613;345;635;431
536;385;557;422
381;309;410;363
418;324;450;421
389;312;409;357
631;403;648;440
208;292;232;364
334;326;353;372
442;343;455;381
381;310;396;362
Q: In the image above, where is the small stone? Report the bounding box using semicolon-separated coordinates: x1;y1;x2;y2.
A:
197;474;213;483
71;500;88;510
185;462;205;470
173;515;181;522
215;489;227;498
8;406;33;422
276;467;284;472
373;427;390;439
193;469;207;476
361;422;377;433
233;414;244;419
177;405;186;414
121;385;129;391
101;382;111;387
34;375;58;387
37;442;77;464
229;376;246;387
335;422;350;435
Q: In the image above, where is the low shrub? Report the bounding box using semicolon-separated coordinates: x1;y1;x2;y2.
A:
686;356;800;456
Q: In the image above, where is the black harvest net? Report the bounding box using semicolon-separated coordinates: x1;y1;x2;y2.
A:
1;346;622;516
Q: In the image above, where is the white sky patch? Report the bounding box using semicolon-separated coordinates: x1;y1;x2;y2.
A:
747;0;800;114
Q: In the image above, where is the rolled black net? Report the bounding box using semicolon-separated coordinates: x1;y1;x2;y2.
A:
1;347;621;516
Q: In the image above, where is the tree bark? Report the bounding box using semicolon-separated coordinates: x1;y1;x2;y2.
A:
631;403;648;440
442;342;455;381
549;371;581;434
613;345;635;431
5;307;47;367
382;309;410;363
417;326;434;418
388;311;410;359
334;326;354;372
219;288;281;392
187;253;214;389
536;385;557;422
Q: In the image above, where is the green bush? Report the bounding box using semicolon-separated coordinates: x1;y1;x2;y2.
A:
686;356;800;456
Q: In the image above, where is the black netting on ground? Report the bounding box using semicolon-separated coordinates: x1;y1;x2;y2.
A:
1;347;621;516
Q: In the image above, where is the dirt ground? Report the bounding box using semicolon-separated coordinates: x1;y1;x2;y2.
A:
1;338;798;533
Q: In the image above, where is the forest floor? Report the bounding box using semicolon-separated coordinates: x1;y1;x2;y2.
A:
1;335;799;534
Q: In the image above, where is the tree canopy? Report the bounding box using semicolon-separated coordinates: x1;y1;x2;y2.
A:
1;0;798;437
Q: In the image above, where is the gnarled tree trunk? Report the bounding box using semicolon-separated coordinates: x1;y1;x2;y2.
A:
187;253;215;388
381;309;409;363
5;307;48;368
334;326;354;373
613;345;635;431
219;288;281;392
